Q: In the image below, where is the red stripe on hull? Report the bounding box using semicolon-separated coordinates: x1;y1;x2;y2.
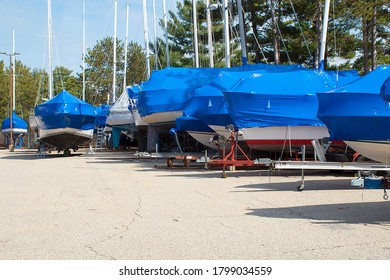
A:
246;139;345;145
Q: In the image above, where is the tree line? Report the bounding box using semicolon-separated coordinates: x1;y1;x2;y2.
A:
1;0;388;125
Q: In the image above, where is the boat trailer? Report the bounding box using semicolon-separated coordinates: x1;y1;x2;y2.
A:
255;145;390;200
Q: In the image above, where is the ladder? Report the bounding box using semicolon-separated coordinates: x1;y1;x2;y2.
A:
95;127;105;151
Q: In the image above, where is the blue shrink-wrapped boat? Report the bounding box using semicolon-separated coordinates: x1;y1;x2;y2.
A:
317;65;390;163
137;67;222;125
175;64;306;150
34;89;96;151
1;111;28;147
223;68;359;153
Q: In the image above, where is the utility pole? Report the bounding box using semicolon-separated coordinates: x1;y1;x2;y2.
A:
1;51;20;152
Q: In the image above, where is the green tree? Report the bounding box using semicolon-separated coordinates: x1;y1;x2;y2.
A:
83;36;124;105
53;66;81;97
125;42;147;85
158;0;388;71
83;37;146;105
155;0;230;68
14;61;40;120
0;60;43;127
0;60;10;123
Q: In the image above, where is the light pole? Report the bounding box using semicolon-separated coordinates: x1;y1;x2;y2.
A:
1;51;20;152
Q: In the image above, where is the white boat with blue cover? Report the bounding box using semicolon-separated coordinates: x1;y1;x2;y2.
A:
1;111;28;147
223;68;359;153
34;89;96;151
317;65;390;163
137;67;223;125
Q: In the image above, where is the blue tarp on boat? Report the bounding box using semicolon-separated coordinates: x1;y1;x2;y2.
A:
175;64;308;133
175;115;215;133
137;67;222;117
224;69;359;130
34;89;96;131
317;65;390;140
94;104;110;128
1;111;28;132
137;64;307;119
380;75;390;102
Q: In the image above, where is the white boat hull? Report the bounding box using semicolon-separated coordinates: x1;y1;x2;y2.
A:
131;109;149;126
187;131;224;150
143;111;183;125
239;126;330;152
1;128;28;135
345;140;390;163
208;125;244;141
38;127;94;150
105;115;134;127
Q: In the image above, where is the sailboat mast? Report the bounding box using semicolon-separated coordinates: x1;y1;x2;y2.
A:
123;3;129;89
319;0;330;70
163;0;170;67
193;0;199;68
237;0;247;65
223;0;230;68
153;0;158;70
82;0;86;101
142;0;151;80
111;0;118;104
47;0;53;99
206;0;214;68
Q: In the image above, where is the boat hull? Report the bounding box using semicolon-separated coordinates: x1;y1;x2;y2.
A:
130;108;149;126
37;127;94;150
345;140;390;163
143;111;183;125
209;124;244;141
240;126;330;152
1;128;28;136
35;113;95;150
187;131;222;150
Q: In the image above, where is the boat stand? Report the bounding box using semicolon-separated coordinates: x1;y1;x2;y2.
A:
37;143;47;158
207;129;257;178
86;143;95;156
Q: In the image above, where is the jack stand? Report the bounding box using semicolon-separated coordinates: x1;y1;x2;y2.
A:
37;143;46;158
297;145;306;191
382;176;390;200
298;169;305;191
86;144;95;156
222;165;227;178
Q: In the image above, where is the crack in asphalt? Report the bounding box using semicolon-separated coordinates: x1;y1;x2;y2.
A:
84;196;143;259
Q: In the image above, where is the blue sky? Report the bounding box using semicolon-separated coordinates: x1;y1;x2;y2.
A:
0;0;179;75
